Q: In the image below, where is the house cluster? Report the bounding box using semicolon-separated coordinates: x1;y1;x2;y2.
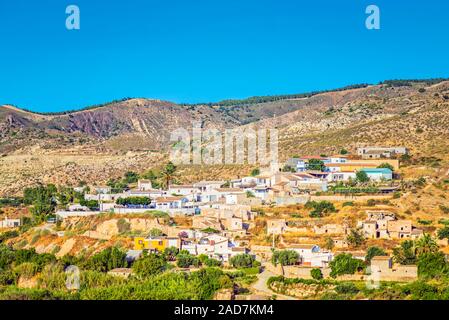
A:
358;210;423;240
133;231;247;263
285;154;399;183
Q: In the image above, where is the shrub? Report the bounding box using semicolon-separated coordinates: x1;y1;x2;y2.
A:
271;250;299;266
230;254;257;269
305;201;336;218
132;254;166;277
365;246;387;263
335;282;359;294
329;254;365;278
417;252;449;279
117;218;131;233
310;268;323;280
177;253;200;268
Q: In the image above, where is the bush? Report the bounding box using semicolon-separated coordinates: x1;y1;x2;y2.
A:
230;254;257;269
271;250;299;266
329;254;365;278
177;253;200;268
346;229;365;247
310;268;323;280
335;282;359;294
365;246;387;263
132;254;166;278
305;201;336;218
417;252;449;279
84;247;127;272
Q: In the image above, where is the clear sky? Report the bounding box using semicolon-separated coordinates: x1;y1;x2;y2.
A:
1;0;448;113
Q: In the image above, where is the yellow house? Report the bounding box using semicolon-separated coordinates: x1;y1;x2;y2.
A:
134;237;180;251
134;237;166;251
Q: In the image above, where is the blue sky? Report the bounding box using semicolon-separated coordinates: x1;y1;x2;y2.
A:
0;0;448;113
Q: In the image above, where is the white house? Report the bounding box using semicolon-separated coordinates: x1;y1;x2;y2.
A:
0;217;21;228
137;180;153;191
289;244;333;267
168;185;201;200
193;181;225;192
155;197;187;210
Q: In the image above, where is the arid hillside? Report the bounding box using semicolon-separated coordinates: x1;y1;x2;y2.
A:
1;79;449;196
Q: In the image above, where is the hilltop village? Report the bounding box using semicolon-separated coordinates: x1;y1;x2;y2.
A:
1;146;449;300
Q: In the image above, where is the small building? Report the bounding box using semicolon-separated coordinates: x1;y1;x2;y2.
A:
288;244;333;267
370;256;417;281
266;219;287;235
0;217;21;229
137;180;153;191
360;168;393;181
357;147;408;159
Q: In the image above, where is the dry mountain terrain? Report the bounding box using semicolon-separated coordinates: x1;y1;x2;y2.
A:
1;79;449;195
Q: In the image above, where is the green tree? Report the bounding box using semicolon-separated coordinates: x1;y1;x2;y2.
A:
415;234;439;255
85;247;127;272
340;149;348;155
271;250;299;266
124;171;139;184
132;253;166;277
417;252;449;279
160;162;177;189
148;228;164;237
141;170;160;189
305;201;336;218
365;246;387;263
307;159;325;171
329;253;365;278
250;168;260;177
346;229;365;248
310;268;323;280
177;253;199;268
392;240;417;265
229;254;257;268
437;227;449;240
356;171;370;183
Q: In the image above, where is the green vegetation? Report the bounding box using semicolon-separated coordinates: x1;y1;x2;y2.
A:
310;268;323;280
250;168;260;177
392;240;417;265
356;171;370;183
346;229;365;247
229;254;259;269
0;244;234;300
271;250;299;266
365;246;387;263
116;197;151;206
329;253;365;278
307;159;325;171
305;201;336;218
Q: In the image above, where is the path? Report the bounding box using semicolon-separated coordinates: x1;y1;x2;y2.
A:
251;265;297;300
